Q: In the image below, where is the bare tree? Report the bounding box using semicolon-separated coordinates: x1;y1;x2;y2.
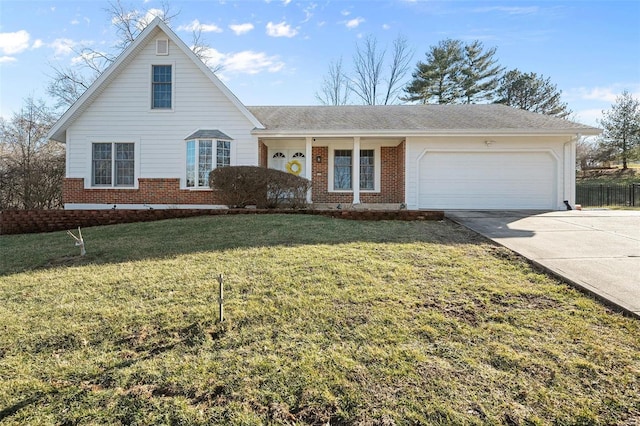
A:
47;0;214;110
315;57;351;105
0;98;64;210
382;35;413;105
349;35;413;105
351;36;385;105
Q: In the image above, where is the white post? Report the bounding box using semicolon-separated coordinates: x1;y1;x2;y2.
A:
352;137;360;204
305;136;313;204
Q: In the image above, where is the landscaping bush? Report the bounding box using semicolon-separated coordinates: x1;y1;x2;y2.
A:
209;166;311;209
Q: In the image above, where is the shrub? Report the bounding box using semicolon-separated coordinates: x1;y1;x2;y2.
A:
209;166;311;209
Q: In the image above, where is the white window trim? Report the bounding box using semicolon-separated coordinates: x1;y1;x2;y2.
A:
328;145;381;193
184;139;232;190
85;138;140;190
150;62;175;112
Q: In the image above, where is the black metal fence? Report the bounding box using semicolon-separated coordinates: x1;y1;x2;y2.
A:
576;183;640;207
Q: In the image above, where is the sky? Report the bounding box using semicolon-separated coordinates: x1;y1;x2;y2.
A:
0;0;639;127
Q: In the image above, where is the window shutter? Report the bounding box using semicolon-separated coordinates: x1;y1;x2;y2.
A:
156;39;169;55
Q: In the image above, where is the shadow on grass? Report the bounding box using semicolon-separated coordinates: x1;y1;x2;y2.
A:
0;214;486;276
0;320;224;422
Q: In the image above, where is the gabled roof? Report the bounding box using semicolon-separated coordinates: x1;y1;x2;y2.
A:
48;17;263;142
248;104;601;137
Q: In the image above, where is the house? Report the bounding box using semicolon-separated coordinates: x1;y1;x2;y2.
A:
48;18;600;211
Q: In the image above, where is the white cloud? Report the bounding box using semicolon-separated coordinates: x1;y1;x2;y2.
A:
570;85;640;104
0;56;17;64
282;0;292;4
0;30;30;55
71;19;80;25
229;23;254;35
50;38;77;55
31;39;43;49
382;23;390;30
138;8;165;29
178;19;223;33
266;21;298;38
346;17;365;29
574;109;603;127
200;47;285;77
341;10;350;16
71;49;107;66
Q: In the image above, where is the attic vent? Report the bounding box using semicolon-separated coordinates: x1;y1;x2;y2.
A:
156;39;169;55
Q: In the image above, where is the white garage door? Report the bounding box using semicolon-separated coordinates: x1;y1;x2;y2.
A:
418;151;556;209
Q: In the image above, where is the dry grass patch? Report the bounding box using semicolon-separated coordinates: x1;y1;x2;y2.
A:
1;215;638;425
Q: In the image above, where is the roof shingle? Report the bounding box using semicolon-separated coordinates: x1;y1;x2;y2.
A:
248;104;600;135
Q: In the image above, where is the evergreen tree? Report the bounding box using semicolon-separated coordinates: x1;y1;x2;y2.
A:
598;90;640;169
460;41;503;104
403;39;463;104
495;69;571;118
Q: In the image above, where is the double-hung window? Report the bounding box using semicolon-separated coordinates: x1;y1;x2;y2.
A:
186;139;231;188
333;149;375;191
152;65;172;109
92;143;135;187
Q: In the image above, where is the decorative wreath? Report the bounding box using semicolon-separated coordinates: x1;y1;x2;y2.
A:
286;159;302;175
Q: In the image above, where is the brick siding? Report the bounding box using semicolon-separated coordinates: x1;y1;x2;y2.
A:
311;143;405;204
62;178;225;206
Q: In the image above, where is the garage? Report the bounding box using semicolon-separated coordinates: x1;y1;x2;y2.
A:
417;150;557;210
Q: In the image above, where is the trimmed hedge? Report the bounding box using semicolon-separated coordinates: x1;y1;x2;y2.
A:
209;166;312;209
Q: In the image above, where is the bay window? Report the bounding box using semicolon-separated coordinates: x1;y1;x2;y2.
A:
186;139;231;188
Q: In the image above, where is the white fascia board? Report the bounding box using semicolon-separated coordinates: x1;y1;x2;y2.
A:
252;128;602;138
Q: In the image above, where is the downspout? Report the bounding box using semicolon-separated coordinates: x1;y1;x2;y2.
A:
563;133;580;210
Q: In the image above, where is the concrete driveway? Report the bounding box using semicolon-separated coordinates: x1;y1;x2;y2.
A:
446;210;640;318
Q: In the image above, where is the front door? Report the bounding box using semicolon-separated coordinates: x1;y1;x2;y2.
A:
268;149;306;177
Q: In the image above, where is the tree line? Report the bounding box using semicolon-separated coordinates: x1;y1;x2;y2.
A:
317;36;572;118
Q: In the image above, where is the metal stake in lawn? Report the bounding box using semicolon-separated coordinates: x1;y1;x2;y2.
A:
67;227;86;256
217;274;224;322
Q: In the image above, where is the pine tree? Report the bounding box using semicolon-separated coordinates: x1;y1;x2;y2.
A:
459;41;503;104
403;39;463;104
598;90;640;169
495;69;571;118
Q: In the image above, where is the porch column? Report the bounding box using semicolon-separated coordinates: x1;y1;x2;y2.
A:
353;137;360;204
305;136;313;204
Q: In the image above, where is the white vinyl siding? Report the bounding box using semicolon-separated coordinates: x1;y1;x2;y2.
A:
65;27;258;186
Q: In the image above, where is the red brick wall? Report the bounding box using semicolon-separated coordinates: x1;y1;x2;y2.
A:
311;144;405;204
0;208;443;235
258;141;268;167
62;178;225;206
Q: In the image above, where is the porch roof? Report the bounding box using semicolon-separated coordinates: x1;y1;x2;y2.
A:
248;104;601;137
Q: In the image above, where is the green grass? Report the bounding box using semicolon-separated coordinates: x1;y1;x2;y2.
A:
577;166;639;185
1;215;639;425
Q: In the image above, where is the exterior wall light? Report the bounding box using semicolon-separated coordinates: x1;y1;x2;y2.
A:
316;155;322;163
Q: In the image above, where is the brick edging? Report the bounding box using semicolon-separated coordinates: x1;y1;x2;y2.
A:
0;209;444;236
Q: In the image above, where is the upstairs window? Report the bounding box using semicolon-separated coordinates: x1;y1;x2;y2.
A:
152;65;172;109
186;139;231;188
92;143;135;187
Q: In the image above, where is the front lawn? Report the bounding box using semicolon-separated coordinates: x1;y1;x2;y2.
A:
1;215;638;425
